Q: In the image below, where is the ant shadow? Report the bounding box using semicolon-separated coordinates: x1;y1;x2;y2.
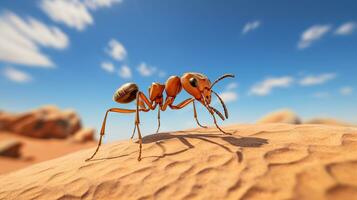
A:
140;131;268;162
90;130;268;162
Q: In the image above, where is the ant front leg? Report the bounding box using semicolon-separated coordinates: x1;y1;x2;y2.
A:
192;101;207;128
201;97;231;135
168;98;207;129
209;108;231;135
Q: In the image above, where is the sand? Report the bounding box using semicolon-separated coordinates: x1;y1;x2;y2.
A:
0;123;357;200
0;132;96;175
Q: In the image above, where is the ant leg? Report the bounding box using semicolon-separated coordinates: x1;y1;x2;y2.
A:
135;92;144;161
135;122;143;161
169;98;194;109
156;108;161;133
169;98;207;128
131;100;150;140
200;94;231;135
209;110;231;135
138;92;156;110
86;108;137;161
193;101;207;128
202;100;231;135
130;123;136;139
132;91;156;160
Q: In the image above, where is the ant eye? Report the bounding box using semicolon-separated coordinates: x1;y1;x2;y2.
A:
189;77;198;87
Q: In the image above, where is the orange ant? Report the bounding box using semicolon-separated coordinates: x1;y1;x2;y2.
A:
86;72;235;161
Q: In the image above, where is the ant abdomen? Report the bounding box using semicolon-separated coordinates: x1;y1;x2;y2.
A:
113;82;139;104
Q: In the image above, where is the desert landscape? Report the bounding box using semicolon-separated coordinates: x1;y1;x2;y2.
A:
0;106;96;175
0;107;357;200
1;1;356;199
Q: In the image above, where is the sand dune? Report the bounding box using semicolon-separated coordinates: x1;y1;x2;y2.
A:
257;109;301;124
305;118;354;127
0;124;357;200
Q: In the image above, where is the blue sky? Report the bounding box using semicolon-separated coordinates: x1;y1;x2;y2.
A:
0;0;356;141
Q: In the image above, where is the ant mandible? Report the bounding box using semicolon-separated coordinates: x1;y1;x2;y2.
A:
86;72;235;161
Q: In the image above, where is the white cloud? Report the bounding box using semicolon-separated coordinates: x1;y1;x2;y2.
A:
212;82;239;105
218;91;238;103
41;0;93;31
250;76;294;96
118;65;132;79
335;22;356;35
2;67;32;83
137;62;156;77
242;20;261;35
101;61;115;73
40;0;122;31
313;92;330;98
0;11;68;67
158;71;166;78
226;82;238;90
299;73;336;86
298;25;331;49
84;0;122;9
5;12;68;49
340;86;353;95
106;39;127;61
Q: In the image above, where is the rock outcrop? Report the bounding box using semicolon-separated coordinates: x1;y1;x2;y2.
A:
0;106;81;139
0;106;96;175
0;124;356;200
0;139;23;158
257;109;301;124
72;128;96;143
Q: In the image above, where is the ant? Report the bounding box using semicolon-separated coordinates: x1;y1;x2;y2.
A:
86;72;235;161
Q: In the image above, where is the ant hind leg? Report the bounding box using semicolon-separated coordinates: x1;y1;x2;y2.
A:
86;108;137;161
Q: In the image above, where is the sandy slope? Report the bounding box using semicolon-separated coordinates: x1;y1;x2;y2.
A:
0;132;96;175
0;124;357;200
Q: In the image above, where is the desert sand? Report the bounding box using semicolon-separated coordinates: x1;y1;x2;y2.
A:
0;123;356;200
0;131;96;175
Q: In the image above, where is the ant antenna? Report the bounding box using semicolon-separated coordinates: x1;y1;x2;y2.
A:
211;90;229;119
210;74;235;89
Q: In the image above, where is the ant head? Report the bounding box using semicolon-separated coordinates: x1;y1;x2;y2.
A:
181;72;235;107
181;72;212;105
